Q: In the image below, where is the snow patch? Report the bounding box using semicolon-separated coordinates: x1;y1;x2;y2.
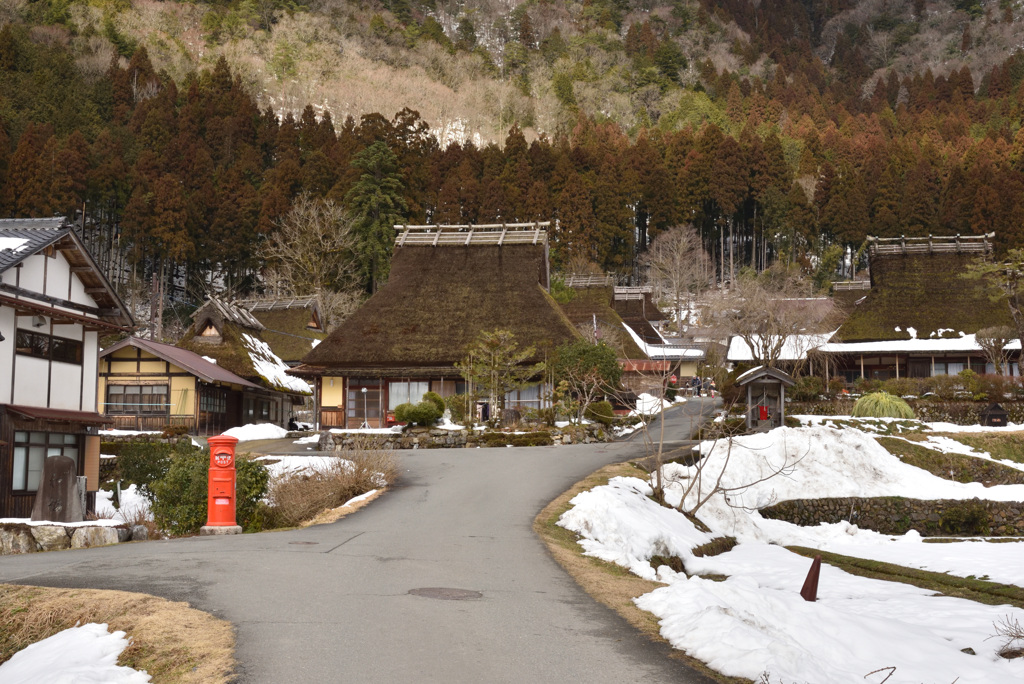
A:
0;623;151;683
241;333;312;395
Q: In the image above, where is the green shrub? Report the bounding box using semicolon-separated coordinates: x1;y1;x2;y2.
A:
851;391;916;419
939;500;991;536
584;400;615;426
149;450;269;536
480;431;553;447
445;393;469;424
395;400;442;426
792;376;824;401
826;377;846;398
106;442;182;498
880;376;919;398
423;391;446;414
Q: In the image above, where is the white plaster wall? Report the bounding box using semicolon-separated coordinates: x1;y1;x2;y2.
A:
0;305;13;402
12;356;49;406
47;251;71;300
49;361;83;411
15;254;45;293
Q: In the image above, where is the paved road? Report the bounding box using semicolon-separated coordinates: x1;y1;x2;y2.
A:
0;400;718;683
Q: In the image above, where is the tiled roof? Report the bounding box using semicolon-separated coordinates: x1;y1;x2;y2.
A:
100;337;263;389
0;218;68;274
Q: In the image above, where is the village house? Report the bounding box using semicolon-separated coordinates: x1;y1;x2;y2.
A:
290;223;580;428
820;233;1017;381
176;297;312;425
0;218;133;518
97;337;280;435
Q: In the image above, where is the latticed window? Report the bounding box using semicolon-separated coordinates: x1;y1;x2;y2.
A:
12;432;79;492
106;385;168;414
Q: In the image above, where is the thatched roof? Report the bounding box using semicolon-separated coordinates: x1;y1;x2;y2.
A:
558;286;648;359
234;296;326;364
295;243;579;376
179;297;310;394
833;249;1012;343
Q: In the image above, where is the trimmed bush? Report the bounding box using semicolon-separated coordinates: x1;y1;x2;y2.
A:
851;391;915;419
584;400;615;426
791;375;824;401
149;450;269;536
423;391;446;414
395;400;442;426
104;441;184;498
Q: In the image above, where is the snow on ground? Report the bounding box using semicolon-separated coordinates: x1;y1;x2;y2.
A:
631;393;673;415
558;424;1024;683
0;623;150;683
793;414;1023;433
99;429;162;437
294;434;321;445
329;426;402;435
222;423;289;441
0;517;126;527
95;484;151;523
255;455;349;479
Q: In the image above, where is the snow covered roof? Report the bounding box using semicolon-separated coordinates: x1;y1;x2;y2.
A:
0;218;68;273
727;332;834;363
820;332;1022;355
621;322;705;360
735;365;795;386
100;337;262;389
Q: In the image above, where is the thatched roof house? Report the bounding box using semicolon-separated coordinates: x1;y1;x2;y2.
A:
178;296;311;425
557;284;647;359
234;295;326;366
291;223;579;428
821;234;1018;381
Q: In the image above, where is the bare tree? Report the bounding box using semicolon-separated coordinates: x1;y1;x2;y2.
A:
976;326;1014;375
643;225;713;333
709;262;838;369
259;193;361;330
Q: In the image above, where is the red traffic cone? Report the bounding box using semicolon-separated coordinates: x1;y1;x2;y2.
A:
800;555;821;602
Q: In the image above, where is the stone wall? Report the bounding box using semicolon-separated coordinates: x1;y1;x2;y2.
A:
786;400;1024;425
0;522;144;555
321;423;612;451
760;496;1024;536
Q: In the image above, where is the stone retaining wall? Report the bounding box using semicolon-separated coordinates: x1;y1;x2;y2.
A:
0;522;146;555
786;400;1024;425
320;424;612;451
760;497;1024;536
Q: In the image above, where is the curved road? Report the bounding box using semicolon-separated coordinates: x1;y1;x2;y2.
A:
0;400;717;683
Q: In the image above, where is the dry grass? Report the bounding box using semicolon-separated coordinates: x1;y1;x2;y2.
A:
0;584;235;682
533;461;748;684
265;449;398;528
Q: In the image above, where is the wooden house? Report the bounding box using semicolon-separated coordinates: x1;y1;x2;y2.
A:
176;297;312;424
290;224;580;428
820;234;1016;381
234;295;327;366
98;337;277;434
0;218;133;518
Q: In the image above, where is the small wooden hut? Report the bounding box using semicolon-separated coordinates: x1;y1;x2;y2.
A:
736;366;795;432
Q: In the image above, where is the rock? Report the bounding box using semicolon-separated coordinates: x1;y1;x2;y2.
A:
130;525;149;542
961;647;976;655
70;526;120;549
0;525;39;554
317;431;334;451
116;526;132;543
30;525;71;551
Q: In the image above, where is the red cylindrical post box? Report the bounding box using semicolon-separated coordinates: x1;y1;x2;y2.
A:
205;435;240;528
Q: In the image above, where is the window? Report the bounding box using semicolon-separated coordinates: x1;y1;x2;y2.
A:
12;432;79;492
200;388;227;414
388;381;429;410
15;329;83;364
106;385;168;414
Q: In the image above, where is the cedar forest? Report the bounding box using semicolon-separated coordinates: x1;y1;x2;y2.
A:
2;0;1024;319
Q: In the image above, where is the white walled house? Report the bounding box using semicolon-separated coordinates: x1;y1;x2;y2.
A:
0;218;133;518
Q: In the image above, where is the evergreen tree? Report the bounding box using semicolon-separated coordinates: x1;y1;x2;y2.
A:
346;141;407;292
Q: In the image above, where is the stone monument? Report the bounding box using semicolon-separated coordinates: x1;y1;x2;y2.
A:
30;455;85;523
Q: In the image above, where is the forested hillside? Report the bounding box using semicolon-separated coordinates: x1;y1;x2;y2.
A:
1;1;1024;324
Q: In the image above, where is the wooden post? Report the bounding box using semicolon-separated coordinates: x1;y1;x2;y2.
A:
860;355;865;379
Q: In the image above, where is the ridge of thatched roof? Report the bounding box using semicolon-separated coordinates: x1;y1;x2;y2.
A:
191;296;264;330
297;243;579;374
833;249;1012;343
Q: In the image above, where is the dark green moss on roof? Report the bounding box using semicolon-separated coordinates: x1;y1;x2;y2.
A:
249;307;326;363
558;287;648;359
300;244;580;371
834;251;1013;343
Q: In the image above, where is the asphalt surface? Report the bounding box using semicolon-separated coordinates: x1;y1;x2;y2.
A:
0;399;718;683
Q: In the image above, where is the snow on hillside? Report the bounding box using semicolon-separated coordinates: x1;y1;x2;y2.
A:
558;424;1024;683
